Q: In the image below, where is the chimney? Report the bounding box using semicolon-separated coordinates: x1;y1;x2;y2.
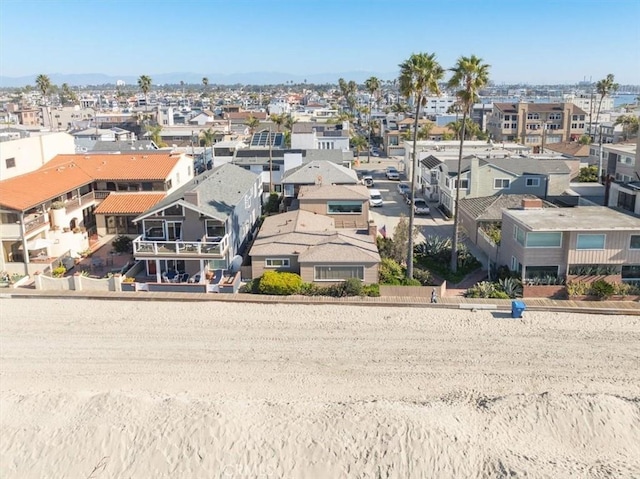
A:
184;190;199;206
368;222;377;240
521;198;543;209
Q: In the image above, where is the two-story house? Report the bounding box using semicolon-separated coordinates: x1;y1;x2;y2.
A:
438;156;574;216
608;135;640;215
0;152;193;276
487;102;588;152
291;123;350;152
132;163;262;284
498;202;640;282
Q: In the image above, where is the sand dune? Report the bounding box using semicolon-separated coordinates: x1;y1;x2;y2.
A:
1;299;639;478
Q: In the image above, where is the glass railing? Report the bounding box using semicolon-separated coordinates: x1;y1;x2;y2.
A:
132;235;228;256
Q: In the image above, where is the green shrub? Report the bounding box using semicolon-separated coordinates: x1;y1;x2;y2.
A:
498;277;523;298
264;192;281;214
566;281;589;297
112;235;133;253
52;266;66;278
412;268;432;286
590;279;615;300
379;257;404;284
258;271;302;295
362;283;380;297
342;278;364;296
402;278;422;286
490;290;510;299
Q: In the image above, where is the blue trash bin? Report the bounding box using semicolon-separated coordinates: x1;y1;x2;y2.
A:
511;300;526;318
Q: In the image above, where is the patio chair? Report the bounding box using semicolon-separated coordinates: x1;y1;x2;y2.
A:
161;271;169;283
181;273;190;283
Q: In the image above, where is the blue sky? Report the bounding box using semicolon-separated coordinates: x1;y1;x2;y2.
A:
1;0;638;84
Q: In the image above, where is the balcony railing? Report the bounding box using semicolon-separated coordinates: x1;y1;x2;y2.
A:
65;191;96;213
132;235;229;257
24;214;48;234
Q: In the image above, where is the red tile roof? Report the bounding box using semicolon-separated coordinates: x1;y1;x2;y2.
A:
94;193;165;215
0;153;182;211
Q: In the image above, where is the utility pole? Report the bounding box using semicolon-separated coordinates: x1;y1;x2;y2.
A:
269;126;273;193
598;125;605;183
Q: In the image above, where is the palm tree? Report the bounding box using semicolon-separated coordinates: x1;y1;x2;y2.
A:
447;54;490;273
137;75;152;111
35;74;52;128
283;113;297;132
398;52;445;279
614;114;639;141
245;115;260;134
594;74;619;144
202;77;209;89
365;76;381;163
270;113;285;132
350;134;368;158
146;124;166;147
200;128;216;166
59;82;77;106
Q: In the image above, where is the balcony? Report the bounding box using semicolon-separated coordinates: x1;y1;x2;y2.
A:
132;235;229;257
24;214;49;234
65;191;96;213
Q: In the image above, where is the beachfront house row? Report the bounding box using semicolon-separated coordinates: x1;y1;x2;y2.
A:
0;152;193;276
497;202;640;282
249;184;380;284
132;163;262;283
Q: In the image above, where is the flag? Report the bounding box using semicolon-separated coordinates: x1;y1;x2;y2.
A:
379;225;387;239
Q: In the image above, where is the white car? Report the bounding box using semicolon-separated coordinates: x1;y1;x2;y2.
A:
413;198;430;215
369;189;384;207
385;167;400;180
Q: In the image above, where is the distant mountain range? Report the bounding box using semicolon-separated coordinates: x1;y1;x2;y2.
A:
0;71;399;88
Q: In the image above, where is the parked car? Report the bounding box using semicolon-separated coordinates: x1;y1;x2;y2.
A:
397;183;410;195
369;189;384;207
385;167;400;180
362;175;374;187
413;198;430;215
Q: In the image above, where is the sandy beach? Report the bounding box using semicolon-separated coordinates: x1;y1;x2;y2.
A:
1;298;639;478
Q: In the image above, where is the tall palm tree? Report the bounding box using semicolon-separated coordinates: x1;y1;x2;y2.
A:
350;134;368;158
137;75;152;111
270;113;285;132
202;77;209;89
594;74;619;144
398;52;445;279
35;74;52;128
447;54;490;273
365;76;381;163
614;114;639;141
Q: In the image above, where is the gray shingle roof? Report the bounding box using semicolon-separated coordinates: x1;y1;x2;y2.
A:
283;160;358;184
91;140;159;152
445;156;571;177
298;184;369;201
142;163;258;220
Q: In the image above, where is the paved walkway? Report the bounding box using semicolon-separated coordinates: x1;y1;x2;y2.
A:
3;287;638;316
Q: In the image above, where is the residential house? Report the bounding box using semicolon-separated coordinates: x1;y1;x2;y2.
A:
498;202;640;282
249;190;380;284
15;109;41;127
131;163;262;284
0;152;193;275
90;139;160;153
438;156;574;216
282;160;359;201
457;194;556;270
486;102;588;152
588;140;637;182
291;123;350;151
608;135;640;215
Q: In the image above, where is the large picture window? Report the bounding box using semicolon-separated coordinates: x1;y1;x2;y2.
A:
630;235;640;249
314;265;364;281
205;220;225;238
494;178;511;189
327;201;362;214
514;225;525;246
576;234;605;250
525;232;562;248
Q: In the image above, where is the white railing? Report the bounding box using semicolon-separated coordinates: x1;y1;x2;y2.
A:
132;235;229;257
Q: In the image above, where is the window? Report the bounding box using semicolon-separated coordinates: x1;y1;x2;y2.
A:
163;204;183;216
494;178;511;189
5;157;15;168
526;177;540;187
629;235;640;249
526;232;562;248
527;113;540;120
205;219;225;238
622;265;640;280
265;258;290;268
327;201;362;214
549;113;562;120
0;212;19;224
455;179;469;189
143;219;165;239
576;234;605;250
314;265;364;281
244;194;251;209
514;225;525;245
